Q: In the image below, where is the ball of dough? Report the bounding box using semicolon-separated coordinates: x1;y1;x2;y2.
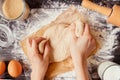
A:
43;19;84;62
38;39;48;54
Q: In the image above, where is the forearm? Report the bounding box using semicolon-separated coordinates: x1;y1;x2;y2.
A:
73;56;89;80
31;68;45;80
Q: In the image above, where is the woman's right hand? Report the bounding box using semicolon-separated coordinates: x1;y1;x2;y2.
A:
69;23;96;65
69;23;96;80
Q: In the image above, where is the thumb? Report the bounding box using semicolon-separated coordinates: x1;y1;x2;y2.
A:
32;39;39;54
69;23;77;43
83;24;91;36
43;40;51;60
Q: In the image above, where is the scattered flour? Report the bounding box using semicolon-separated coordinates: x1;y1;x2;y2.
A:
0;1;120;80
21;3;119;79
25;4;119;79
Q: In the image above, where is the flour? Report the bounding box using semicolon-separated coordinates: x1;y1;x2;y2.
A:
24;3;120;79
0;1;119;80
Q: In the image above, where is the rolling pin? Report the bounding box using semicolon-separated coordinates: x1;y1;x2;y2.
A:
81;0;120;27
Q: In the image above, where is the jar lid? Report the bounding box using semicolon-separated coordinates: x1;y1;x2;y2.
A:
98;61;120;80
0;24;14;47
103;65;120;80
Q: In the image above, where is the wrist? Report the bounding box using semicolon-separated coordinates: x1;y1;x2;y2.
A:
31;68;45;80
73;56;87;68
31;71;44;80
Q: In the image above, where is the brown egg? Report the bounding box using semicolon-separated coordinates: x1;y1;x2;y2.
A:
8;60;22;78
0;61;6;75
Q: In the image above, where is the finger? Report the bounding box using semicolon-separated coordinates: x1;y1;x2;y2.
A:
32;39;39;54
34;37;46;44
27;39;37;59
26;38;31;56
69;23;77;43
26;38;32;47
43;40;51;60
83;24;91;36
28;39;43;59
91;39;97;50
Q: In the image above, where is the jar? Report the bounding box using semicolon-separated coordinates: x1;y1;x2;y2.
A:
0;24;14;47
98;61;120;80
1;0;30;20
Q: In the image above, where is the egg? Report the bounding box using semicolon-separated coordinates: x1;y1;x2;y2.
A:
0;61;6;75
8;60;22;78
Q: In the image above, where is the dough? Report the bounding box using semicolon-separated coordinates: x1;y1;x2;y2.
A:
43;19;84;62
2;0;24;19
75;19;84;37
43;24;71;62
20;6;97;79
38;39;48;54
2;0;30;20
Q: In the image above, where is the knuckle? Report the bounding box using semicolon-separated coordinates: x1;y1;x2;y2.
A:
88;36;92;40
85;35;92;40
44;57;49;62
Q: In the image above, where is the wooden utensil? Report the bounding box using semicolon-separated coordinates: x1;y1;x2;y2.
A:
82;0;120;27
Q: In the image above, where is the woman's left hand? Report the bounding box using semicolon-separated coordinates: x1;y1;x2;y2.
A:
26;37;51;80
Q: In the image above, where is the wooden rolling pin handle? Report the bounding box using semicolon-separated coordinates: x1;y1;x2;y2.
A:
107;5;120;27
82;0;120;27
81;0;112;17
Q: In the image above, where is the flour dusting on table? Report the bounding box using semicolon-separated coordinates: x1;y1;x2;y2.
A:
0;1;120;80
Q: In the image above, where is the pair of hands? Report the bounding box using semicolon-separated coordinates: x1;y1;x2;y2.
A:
26;23;96;80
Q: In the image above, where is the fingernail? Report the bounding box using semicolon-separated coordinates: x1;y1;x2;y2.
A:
85;23;89;27
71;23;74;26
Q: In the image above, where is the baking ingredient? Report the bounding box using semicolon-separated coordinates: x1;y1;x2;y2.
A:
75;19;84;37
38;39;48;54
43;15;85;62
0;61;6;75
8;60;22;78
43;24;71;62
2;0;24;19
2;0;30;20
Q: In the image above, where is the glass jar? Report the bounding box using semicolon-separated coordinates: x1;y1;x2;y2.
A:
0;0;30;20
0;24;14;47
98;61;120;80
